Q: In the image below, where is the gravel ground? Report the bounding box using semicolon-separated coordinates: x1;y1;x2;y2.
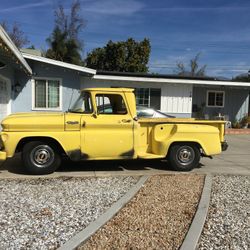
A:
0;176;138;250
198;175;250;250
79;174;204;250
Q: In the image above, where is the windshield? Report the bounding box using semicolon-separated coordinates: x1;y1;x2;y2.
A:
68;92;93;113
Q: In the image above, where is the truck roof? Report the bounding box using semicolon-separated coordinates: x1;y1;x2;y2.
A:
81;88;134;92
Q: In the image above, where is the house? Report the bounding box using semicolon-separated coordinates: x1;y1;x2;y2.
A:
82;71;250;122
0;25;250;123
0;25;95;121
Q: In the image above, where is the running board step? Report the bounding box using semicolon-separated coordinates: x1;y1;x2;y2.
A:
137;153;165;159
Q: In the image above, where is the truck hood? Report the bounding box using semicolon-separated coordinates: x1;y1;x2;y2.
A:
1;112;65;132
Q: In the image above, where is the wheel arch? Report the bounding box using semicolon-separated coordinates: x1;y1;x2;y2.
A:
166;141;203;157
16;136;67;155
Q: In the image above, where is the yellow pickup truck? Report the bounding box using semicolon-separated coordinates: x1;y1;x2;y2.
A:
0;88;228;174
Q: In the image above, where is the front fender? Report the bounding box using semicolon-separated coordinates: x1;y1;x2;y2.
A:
1;131;81;158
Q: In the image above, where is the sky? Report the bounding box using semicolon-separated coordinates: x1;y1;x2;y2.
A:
1;0;250;78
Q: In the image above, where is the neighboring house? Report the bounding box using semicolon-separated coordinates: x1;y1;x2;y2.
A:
0;25;250;123
82;71;250;121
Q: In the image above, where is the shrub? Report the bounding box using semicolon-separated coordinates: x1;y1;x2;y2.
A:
239;115;249;128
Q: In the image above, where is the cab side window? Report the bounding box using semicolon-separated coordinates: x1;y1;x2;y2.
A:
96;94;127;115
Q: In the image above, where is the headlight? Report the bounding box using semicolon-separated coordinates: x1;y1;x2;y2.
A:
1;133;8;142
0;136;3;150
0;133;8;150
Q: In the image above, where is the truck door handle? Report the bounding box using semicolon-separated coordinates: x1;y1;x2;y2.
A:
121;119;132;123
66;121;79;125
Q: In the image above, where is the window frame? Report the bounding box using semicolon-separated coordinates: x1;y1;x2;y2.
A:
32;77;62;111
135;88;161;110
69;91;94;114
135;88;150;107
95;93;128;115
206;90;225;108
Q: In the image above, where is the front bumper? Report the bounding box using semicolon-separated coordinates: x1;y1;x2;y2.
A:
221;141;228;151
0;151;6;163
0;135;6;162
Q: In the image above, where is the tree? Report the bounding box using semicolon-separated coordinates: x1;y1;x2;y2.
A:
46;27;68;62
1;21;29;49
27;45;36;49
175;53;206;77
85;38;151;72
232;72;250;82
46;0;86;65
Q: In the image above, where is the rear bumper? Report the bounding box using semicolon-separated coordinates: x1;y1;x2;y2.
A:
221;141;228;151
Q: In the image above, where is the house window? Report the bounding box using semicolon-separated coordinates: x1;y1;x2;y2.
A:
135;88;149;107
135;88;161;110
206;91;225;107
34;79;61;109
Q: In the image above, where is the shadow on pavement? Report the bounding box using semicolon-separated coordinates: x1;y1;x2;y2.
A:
0;153;173;175
0;153;27;175
0;153;204;176
58;158;169;172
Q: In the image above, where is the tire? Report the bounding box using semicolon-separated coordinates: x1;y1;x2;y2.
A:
22;141;61;175
168;143;200;171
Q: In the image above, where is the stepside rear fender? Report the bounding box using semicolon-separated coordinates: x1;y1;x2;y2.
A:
151;123;221;156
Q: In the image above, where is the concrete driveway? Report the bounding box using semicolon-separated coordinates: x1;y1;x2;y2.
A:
194;134;250;175
0;135;249;178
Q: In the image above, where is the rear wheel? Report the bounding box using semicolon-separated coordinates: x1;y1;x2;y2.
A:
168;143;200;171
22;141;61;174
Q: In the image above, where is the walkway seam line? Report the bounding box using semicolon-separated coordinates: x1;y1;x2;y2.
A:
58;175;149;250
179;174;213;250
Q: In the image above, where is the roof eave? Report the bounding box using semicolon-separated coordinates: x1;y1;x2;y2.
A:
93;74;250;87
22;53;96;75
0;25;32;75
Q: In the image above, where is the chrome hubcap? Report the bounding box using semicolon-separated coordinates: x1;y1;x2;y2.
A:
34;149;51;164
177;146;194;165
30;145;54;168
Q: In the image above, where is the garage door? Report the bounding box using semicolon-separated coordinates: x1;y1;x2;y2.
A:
0;75;11;122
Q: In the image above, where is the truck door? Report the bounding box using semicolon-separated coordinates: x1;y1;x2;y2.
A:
81;92;134;159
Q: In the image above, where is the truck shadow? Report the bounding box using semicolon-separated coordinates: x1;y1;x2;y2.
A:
0;153;204;175
58;158;169;172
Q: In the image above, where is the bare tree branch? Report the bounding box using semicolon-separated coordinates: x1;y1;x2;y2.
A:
55;4;68;33
176;52;206;77
68;0;86;40
1;21;29;48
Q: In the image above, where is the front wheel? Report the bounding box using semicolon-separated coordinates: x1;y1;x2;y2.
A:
168;143;200;171
22;141;61;175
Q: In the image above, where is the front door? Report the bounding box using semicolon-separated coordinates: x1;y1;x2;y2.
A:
81;92;134;159
0;75;11;122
